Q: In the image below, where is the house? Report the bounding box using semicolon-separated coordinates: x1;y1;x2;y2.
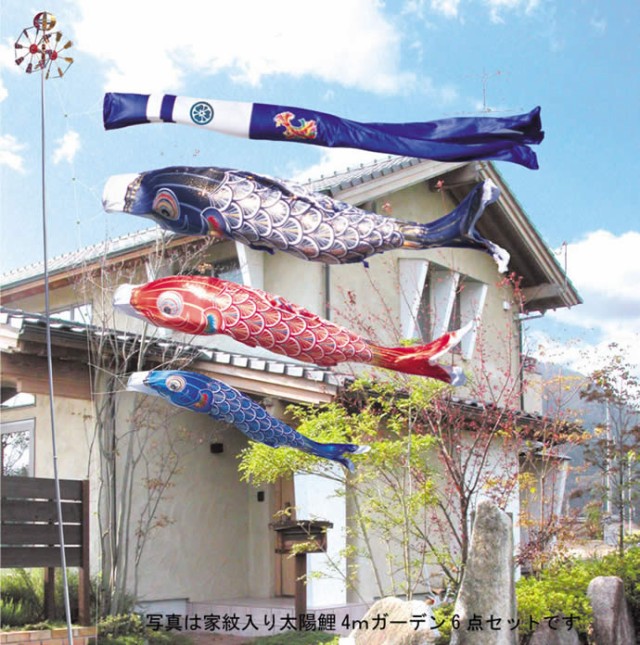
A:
0;156;581;631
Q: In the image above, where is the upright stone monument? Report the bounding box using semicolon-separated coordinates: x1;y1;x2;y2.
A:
587;576;636;645
450;500;517;645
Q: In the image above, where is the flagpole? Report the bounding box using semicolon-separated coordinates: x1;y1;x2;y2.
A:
37;17;75;645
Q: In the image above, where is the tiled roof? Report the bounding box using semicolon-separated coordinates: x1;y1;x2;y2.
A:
0;155;419;289
0;227;162;289
304;155;424;196
0;307;344;388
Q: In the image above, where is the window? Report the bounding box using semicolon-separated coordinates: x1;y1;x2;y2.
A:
183;257;242;284
50;303;92;324
399;259;487;360
449;276;488;359
1;393;35;409
1;418;35;477
214;258;242;284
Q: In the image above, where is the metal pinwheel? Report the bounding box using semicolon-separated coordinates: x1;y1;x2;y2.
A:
15;11;73;79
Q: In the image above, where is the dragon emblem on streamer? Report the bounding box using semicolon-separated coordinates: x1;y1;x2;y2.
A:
274;111;318;140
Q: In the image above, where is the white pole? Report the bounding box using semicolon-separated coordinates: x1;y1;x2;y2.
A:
39;33;75;645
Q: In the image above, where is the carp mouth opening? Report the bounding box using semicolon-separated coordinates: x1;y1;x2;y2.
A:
102;173;142;213
126;371;157;397
113;284;147;320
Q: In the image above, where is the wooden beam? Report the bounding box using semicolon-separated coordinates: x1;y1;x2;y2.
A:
44;568;55;622
192;360;337;404
295;553;307;630
0;235;212;303
1;499;82;523
1;523;83;545
521;283;563;303
1;546;83;568
79;479;91;625
2;475;83;499
1;476;91;624
1;352;91;400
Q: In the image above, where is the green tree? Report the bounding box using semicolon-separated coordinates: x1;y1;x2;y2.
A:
240;376;441;600
238;374;547;595
581;346;640;557
77;234;215;615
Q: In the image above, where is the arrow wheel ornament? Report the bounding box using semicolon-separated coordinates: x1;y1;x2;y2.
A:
15;11;73;78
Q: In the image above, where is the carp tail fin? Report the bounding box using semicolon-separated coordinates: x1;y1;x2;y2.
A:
399;180;509;272
370;322;472;385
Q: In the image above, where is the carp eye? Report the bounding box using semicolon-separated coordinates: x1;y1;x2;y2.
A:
152;189;180;221
157;291;183;317
166;375;186;393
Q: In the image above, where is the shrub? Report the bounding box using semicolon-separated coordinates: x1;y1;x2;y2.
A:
252;633;338;644
0;599;32;628
97;613;146;638
92;613;191;645
516;546;640;638
0;568;89;627
0;569;44;626
432;602;455;644
516;561;594;637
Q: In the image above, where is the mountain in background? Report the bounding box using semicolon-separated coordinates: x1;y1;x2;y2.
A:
537;361;639;531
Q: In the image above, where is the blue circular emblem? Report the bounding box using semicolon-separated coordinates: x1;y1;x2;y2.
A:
190;101;214;125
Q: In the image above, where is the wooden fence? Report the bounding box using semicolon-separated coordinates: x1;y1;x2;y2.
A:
1;476;90;625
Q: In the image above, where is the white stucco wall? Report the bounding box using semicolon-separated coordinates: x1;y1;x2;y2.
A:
348;433;521;602
294;468;347;608
114;389;271;603
0;394;102;577
0;382;274;603
325;183;522;405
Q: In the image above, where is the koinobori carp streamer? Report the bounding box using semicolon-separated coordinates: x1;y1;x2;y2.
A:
114;275;470;385
103;166;509;271
127;370;370;472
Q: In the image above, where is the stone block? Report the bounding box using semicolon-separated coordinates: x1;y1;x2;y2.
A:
350;596;438;644
450;500;516;645
587;576;636;645
529;616;581;645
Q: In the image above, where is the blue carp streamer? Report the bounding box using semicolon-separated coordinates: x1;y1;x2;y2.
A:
104;166;508;271
127;370;370;472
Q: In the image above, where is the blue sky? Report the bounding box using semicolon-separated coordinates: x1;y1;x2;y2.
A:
1;0;639;370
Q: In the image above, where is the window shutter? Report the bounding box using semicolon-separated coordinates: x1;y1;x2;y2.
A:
398;259;429;340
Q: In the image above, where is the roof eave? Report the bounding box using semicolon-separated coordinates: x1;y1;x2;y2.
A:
479;163;582;313
321;158;468;204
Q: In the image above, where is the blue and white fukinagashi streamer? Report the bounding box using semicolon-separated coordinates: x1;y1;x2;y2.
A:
103;93;544;169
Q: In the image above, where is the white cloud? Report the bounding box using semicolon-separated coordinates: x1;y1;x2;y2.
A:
554;231;640;330
484;0;540;23
0;40;20;103
431;0;462;18
52;130;81;164
530;230;640;372
70;0;415;95
406;0;542;22
529;330;640;377
589;15;607;35
0;134;27;173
